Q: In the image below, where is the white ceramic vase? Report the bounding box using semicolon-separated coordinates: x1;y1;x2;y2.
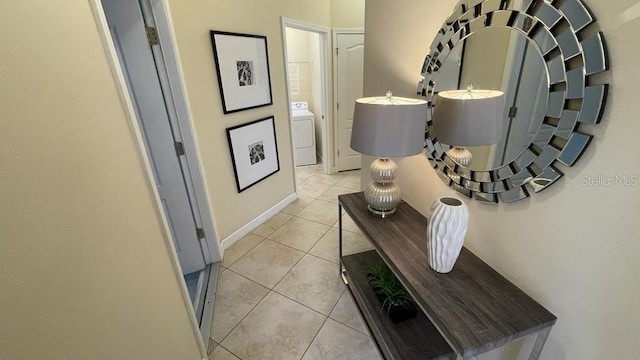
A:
427;196;469;273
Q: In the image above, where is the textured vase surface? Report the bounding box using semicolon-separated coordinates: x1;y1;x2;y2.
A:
427;196;469;273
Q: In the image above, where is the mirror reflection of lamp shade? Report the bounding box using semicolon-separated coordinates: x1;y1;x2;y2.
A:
432;89;505;147
350;95;428;157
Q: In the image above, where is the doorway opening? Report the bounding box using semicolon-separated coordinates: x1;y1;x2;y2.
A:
282;18;331;180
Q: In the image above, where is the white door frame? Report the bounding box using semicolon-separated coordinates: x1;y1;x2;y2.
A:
281;17;332;176
332;28;364;173
138;0;220;266
89;1;216;357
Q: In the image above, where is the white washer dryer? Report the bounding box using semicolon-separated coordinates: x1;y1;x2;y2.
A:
290;101;317;166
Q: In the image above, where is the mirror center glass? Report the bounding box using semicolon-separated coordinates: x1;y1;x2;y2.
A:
433;26;549;171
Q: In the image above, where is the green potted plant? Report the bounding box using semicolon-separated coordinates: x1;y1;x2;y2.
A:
367;263;417;324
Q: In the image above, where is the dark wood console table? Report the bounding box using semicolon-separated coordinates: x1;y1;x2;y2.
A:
338;192;556;360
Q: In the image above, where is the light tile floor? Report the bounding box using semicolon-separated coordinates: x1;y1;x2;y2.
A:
208;164;381;360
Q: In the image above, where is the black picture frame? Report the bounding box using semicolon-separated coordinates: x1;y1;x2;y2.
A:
210;30;273;114
226;116;280;192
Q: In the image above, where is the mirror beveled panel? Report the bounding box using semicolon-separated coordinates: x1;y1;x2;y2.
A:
419;0;609;203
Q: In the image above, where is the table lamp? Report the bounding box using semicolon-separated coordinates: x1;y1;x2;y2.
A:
432;85;505;165
350;90;428;217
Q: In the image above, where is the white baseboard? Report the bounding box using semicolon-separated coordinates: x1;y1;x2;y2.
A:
220;192;298;251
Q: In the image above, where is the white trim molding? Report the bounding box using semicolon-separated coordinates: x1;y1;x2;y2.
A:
220;193;298;250
281;17;333;175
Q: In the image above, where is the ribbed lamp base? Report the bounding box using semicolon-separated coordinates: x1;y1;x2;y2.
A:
446;147;472;166
364;158;401;218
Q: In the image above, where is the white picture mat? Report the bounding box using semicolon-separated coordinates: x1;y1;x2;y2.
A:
213;33;272;112
228;117;279;191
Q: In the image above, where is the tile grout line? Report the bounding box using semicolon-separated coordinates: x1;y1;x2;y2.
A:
268;216;334;237
270;287;333;318
222;235;267;269
305;252;338;265
214;289;270;348
292;214;338;228
297;313;331;360
251;212;297;238
268;209;342;317
222;267;270;291
301;177;376;338
218;343;243;360
257;237;316;257
269;245;309;290
220;287;331;360
269;206;352;313
326;289;373;337
214;168;367;359
264;217;332;255
211;270;270;346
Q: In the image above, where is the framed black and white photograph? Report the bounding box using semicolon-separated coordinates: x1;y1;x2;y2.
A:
210;30;273;114
226;116;280;192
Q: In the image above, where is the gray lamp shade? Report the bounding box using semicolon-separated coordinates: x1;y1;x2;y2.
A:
432;89;505;147
350;95;428;157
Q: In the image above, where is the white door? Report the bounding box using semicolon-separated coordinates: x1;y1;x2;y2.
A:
336;32;364;172
103;0;205;275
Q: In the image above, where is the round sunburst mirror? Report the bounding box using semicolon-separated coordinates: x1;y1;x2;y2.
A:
418;0;609;203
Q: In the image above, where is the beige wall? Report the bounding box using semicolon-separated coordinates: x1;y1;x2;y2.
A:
167;0;364;239
0;1;378;359
365;0;640;358
0;1;202;359
167;0;334;239
331;0;366;28
169;0;302;240
286;28;316;108
459;27;511;91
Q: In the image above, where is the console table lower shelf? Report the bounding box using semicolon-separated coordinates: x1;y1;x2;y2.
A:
342;250;455;360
